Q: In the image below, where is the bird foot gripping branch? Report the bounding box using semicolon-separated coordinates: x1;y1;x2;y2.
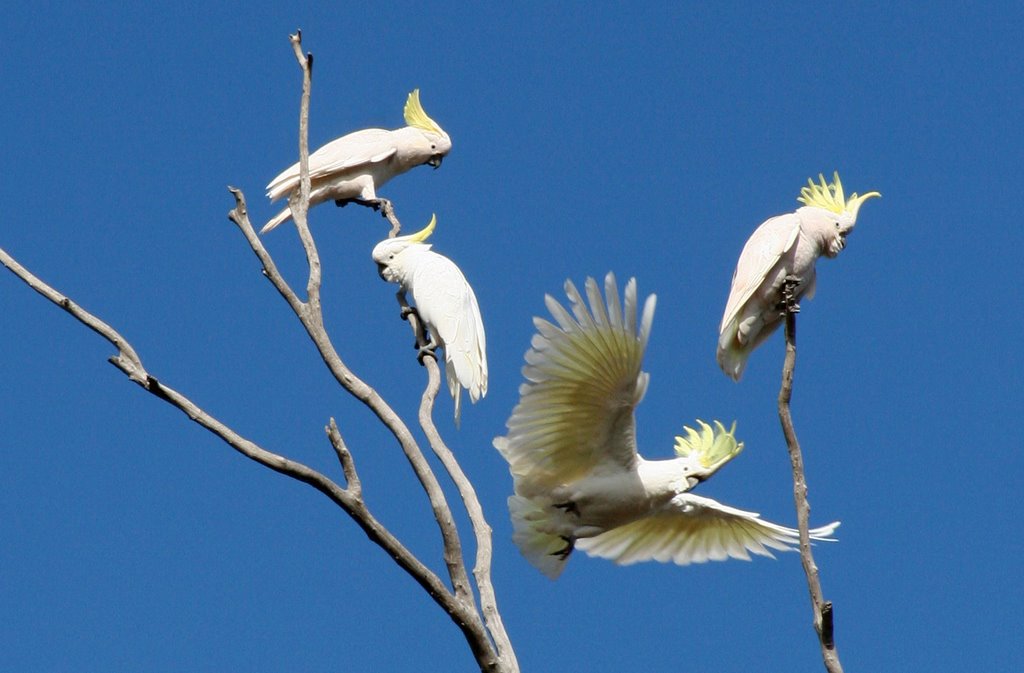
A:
337;196;394;216
782;275;802;314
415;340;439;365
396;300;437;364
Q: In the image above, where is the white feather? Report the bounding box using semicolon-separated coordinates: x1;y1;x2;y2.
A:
495;273;839;578
371;234;485;425
263;105;451;234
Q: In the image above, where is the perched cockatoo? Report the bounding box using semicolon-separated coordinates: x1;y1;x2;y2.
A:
262;89;452;234
717;172;881;381
372;215;486;424
494;273;838;579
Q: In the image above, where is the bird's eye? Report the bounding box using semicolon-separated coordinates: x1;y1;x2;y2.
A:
431;144;436;149
389;254;394;260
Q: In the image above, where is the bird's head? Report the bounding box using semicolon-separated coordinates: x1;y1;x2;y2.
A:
403;89;452;168
796;171;881;257
371;214;436;283
673;420;744;489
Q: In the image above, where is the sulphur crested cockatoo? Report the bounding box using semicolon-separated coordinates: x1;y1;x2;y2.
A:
494;273;838;579
717;172;881;381
262;89;452;234
372;215;486;424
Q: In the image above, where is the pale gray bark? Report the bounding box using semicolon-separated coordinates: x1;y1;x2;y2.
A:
0;30;517;673
778;280;843;673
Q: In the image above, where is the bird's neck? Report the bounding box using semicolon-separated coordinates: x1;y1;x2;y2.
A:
637;456;694;500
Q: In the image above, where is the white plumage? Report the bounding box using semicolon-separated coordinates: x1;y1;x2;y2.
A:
372;216;486;424
495;273;838;579
718;172;880;380
262;90;452;234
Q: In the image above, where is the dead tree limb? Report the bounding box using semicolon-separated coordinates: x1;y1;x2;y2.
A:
777;279;843;673
2;30;517;673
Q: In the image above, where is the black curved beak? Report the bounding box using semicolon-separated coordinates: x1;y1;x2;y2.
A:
376;263;387;280
427;155;444;169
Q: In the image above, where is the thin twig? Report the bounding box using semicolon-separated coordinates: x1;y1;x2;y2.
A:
287;31;321;308
381;200;401;237
326;418;361;496
398;292;475;606
398;293;519;672
778;280;843;673
0;244;456;616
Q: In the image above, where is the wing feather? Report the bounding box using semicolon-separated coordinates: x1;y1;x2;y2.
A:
411;253;486;424
496;273;655;492
266;128;397;201
576;493;839;567
719;214;801;334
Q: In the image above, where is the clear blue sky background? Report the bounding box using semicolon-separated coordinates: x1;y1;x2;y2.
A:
2;3;1021;672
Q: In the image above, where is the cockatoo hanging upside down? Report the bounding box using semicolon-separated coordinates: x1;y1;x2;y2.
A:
372;215;486;425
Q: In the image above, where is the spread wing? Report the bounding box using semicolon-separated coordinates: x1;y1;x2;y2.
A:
494;273;656;494
266;128;397;201
576;493;839;566
719;213;800;333
412;253;487;423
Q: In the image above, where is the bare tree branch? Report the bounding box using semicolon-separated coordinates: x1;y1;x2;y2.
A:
1;200;510;673
326;418;361;496
777;279;843;673
234;30;475;607
233;31;512;672
0;243;461;623
398;293;519;672
4;29;517;673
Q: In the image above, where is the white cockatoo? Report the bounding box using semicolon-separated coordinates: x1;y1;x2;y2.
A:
262;89;452;234
494;273;838;579
372;215;486;424
717;172;881;381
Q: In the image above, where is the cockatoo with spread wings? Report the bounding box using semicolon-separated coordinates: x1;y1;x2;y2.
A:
262;89;452;234
494;273;838;579
372;215;486;425
717;172;881;381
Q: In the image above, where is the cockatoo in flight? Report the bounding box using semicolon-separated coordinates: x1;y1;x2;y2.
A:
372;215;486;425
494;273;838;579
717;172;881;381
262;89;452;234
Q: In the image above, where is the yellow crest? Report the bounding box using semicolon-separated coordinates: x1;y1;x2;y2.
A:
403;89;444;135
673;420;743;467
404;213;437;243
797;171;881;215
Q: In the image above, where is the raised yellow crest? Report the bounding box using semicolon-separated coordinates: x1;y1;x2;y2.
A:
403;89;444;135
404;213;436;243
797;171;881;215
673;420;743;468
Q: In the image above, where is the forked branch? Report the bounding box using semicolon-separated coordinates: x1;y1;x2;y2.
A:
2;29;517;673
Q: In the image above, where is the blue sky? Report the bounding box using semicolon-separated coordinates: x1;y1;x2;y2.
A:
2;3;1022;671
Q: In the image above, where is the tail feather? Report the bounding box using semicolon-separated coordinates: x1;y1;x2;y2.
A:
508;495;572;580
260;207;293;234
447;358;462;427
716;320;751;381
